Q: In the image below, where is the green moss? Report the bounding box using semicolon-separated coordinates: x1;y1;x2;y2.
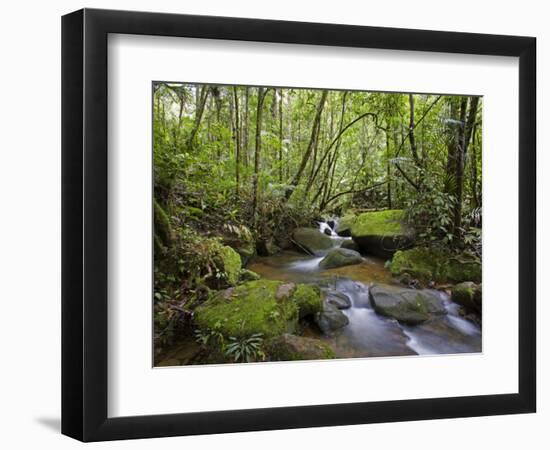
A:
293;284;323;318
194;280;299;340
390;247;481;283
351;209;406;237
217;245;242;286
239;268;261;282
337;213;357;236
154;198;173;245
390;248;435;280
452;283;474;304
451;281;481;314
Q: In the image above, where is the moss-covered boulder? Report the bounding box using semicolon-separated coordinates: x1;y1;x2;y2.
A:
351;210;414;258
194;280;300;340
216;245;242;286
292;227;334;255
239;268;261;282
451;282;482;314
293;284;323;318
369;284;447;325
315;302;350;334
390;247;481;284
319;248;363;269
337;213;357;237
223;238;255;266
267;334;335;361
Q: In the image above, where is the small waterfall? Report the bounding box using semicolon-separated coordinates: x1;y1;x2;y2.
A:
318;218;339;237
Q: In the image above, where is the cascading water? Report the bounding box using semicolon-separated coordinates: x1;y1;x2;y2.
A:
318;218;339;237
248;222;481;358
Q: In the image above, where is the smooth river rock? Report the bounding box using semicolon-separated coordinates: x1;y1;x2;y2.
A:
292;227;334;255
315;302;350;334
369;284;447;325
325;290;352;309
319;248;363;269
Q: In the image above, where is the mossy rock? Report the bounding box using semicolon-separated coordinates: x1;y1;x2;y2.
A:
194;280;301;340
451;282;482;314
351;210;414;258
223;237;256;266
319;248;363;269
390;247;481;284
154;199;173;246
216;245;242;286
337;214;357;237
239;268;261;282
267;334;335;361
293;284;323;318
292;227;334;255
369;284;447;325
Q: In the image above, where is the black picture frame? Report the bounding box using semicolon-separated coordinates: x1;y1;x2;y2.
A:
62;8;536;442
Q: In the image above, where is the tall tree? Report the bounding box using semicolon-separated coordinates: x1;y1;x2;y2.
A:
252;87;269;222
285;90;328;200
186;85;210;150
233;87;241;196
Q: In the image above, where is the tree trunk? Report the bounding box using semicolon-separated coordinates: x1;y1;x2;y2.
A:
233;87;241;196
470;123;479;208
452;96;479;238
408;94;420;166
243;87;249;168
187;85;210;150
278;90;284;183
385;127;392;209
252;87;268;223
285;90;328;200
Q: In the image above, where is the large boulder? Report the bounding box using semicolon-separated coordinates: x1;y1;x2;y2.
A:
194;280;299;340
351;210;414;258
292;227;334;255
267;334;335;361
390;247;481;284
451;282;482;314
194;280;324;342
369;284;447;325
337;213;357;237
319;248;363;269
315;302;349;334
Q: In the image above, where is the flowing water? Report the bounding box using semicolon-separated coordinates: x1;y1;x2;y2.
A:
248;220;481;359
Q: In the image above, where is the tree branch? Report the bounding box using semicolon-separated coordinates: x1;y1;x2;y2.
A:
323;181;388;207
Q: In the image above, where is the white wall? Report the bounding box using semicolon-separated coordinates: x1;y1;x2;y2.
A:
0;0;546;448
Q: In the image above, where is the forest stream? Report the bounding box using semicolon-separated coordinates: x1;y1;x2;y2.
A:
153;85;483;366
247;220;481;359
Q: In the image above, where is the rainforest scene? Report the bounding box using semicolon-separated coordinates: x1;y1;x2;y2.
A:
153;82;482;366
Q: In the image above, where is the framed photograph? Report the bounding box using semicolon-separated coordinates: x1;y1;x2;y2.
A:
62;8;536;442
